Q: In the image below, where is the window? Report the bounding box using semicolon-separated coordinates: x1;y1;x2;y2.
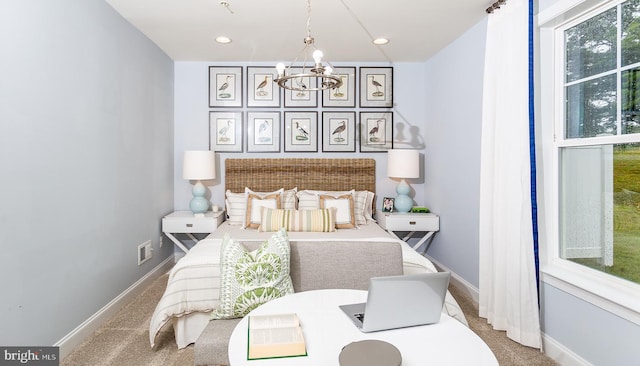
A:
540;0;640;319
564;1;640;138
559;0;640;286
560;144;639;285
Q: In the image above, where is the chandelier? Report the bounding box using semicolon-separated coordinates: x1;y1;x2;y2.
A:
275;0;342;92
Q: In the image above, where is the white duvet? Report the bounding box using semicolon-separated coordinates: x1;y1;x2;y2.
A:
149;222;468;348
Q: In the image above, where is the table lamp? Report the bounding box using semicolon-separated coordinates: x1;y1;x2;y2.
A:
183;150;216;215
387;149;419;213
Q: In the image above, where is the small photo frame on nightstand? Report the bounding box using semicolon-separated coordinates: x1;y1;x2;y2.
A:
382;197;395;212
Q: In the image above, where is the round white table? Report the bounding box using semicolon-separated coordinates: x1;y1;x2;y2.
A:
228;289;498;365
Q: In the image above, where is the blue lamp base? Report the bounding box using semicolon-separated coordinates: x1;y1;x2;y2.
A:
189;180;209;214
394;179;413;213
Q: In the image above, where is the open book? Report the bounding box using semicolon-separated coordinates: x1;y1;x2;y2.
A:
247;313;307;360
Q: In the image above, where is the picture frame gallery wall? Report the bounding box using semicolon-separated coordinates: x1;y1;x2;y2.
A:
208;66;394;153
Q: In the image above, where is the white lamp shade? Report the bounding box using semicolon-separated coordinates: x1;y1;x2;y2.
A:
387;149;419;178
183;151;216;180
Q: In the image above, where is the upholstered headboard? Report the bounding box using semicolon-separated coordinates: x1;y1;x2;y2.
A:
224;158;376;193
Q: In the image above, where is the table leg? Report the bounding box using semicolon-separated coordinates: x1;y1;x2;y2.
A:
411;231;436;255
164;232;190;253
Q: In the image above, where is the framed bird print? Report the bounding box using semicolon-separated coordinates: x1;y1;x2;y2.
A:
209;111;243;152
284;68;318;108
247;111;281;152
322;112;355;152
247;67;281;108
359;111;393;152
284;111;318;152
322;67;356;108
359;67;393;108
209;66;243;108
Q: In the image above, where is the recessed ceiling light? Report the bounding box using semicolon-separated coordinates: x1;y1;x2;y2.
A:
215;36;232;44
373;38;389;45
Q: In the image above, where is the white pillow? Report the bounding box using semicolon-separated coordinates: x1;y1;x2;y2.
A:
245;192;280;229
352;190;368;226
319;191;356;229
364;190;376;223
297;189;370;226
226;188;289;226
296;191;320;210
282;187;298;210
244;188;284;229
225;190;247;225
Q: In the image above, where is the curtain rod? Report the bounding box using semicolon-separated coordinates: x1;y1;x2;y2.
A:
486;0;507;14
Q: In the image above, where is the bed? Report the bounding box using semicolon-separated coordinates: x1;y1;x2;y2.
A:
149;158;467;349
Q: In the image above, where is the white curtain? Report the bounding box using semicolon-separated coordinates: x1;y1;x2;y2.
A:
479;0;541;348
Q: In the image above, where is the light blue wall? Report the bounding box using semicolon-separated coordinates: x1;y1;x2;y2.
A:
423;19;488;288
0;0;174;345
541;284;640;364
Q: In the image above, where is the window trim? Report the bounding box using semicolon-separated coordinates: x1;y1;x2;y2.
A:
541;262;640;325
539;0;640;326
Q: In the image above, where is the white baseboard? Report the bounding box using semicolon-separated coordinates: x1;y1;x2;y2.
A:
426;255;592;366
54;255;174;359
542;333;593;366
425;254;479;304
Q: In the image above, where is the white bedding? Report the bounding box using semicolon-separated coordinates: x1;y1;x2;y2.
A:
149;222;468;348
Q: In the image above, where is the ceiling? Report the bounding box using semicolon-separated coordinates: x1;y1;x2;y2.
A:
106;0;489;63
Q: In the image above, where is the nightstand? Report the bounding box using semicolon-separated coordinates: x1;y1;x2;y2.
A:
377;212;440;254
162;210;225;253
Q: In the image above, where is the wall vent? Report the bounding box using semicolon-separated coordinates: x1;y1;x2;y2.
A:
138;240;152;265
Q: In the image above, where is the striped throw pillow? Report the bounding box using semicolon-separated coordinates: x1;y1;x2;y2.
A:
258;207;337;232
225;190;247;225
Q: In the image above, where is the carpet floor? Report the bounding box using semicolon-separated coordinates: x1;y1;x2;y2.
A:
62;273;558;366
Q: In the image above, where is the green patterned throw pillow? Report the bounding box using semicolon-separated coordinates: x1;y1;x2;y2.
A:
211;228;294;319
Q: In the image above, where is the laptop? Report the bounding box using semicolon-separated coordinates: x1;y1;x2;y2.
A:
339;272;451;332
